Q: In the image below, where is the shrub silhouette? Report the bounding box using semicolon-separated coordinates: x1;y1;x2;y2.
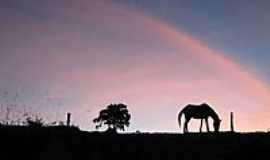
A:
23;116;44;127
93;103;131;133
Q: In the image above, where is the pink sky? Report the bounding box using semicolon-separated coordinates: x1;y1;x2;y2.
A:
1;0;270;132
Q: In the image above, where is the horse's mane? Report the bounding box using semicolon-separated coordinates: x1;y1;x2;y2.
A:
202;103;220;121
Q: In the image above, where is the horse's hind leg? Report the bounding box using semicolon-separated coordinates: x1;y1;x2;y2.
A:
184;117;190;133
199;119;203;133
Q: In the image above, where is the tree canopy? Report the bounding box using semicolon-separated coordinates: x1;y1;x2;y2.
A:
93;103;131;133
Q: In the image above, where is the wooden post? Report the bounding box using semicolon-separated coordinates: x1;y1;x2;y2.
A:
67;112;71;126
230;112;234;132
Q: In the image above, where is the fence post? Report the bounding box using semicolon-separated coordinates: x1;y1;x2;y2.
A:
230;112;234;132
67;112;71;126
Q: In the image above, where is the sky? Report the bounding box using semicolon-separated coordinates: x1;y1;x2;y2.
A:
0;0;270;132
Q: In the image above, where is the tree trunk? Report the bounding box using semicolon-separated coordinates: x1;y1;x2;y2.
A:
106;126;117;134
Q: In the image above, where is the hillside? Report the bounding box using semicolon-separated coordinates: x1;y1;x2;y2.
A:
0;126;269;160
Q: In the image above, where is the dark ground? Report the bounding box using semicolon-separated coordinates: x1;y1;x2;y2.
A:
0;126;269;160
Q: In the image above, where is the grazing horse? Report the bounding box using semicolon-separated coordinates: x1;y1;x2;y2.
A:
178;103;221;133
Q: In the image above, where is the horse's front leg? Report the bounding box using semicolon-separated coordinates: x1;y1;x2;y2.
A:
205;118;210;132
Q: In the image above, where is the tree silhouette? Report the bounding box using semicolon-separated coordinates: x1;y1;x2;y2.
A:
93;103;131;133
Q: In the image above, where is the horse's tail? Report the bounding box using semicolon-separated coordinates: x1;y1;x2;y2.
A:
178;109;184;131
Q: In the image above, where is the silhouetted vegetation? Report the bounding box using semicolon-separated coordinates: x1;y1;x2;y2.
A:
0;127;269;160
23;115;45;127
93;103;131;133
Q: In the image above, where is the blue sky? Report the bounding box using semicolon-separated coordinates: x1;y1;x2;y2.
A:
116;0;270;78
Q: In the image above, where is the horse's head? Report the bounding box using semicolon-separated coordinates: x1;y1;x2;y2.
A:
213;119;221;132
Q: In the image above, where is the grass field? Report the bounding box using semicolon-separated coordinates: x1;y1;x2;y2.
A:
0;126;269;160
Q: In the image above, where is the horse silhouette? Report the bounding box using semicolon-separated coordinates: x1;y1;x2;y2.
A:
178;103;221;133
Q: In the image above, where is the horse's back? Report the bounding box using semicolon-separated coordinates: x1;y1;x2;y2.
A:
183;104;213;118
